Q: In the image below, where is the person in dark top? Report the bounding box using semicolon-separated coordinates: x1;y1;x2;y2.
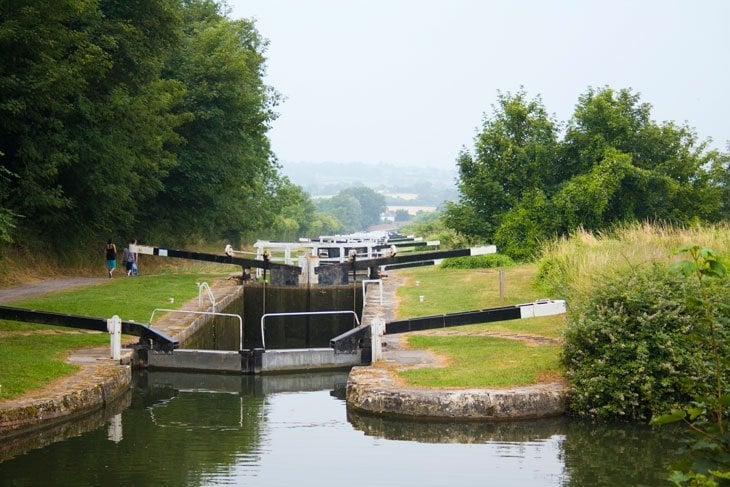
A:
105;239;117;278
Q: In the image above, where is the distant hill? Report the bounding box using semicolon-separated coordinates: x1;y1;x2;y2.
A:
280;161;458;206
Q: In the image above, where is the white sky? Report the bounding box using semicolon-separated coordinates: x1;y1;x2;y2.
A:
228;0;729;168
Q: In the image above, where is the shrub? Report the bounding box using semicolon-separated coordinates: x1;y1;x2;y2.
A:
563;264;730;421
439;254;514;269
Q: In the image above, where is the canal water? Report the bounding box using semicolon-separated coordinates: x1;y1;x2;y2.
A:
0;370;682;486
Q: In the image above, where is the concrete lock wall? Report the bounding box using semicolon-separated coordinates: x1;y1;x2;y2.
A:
182;299;244;351
243;283;363;349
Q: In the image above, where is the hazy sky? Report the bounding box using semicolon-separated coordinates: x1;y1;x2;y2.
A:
228;0;729;168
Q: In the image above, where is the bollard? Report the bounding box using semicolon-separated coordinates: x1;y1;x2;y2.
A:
371;319;384;362
419;295;425;302
106;315;122;361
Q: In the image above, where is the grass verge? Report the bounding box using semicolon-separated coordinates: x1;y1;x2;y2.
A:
395;264;566;338
398;335;561;387
392;264;566;388
0;272;226;400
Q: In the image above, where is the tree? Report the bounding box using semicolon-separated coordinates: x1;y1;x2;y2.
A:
0;165;18;244
306;212;343;237
338;186;386;228
144;2;279;244
315;186;386;233
394;209;411;222
444;90;559;243
316;194;364;234
562;87;727;224
445;86;729;260
258;174;318;241
0;0;185;248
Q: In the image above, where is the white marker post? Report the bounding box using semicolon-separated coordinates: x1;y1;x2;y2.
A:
107;315;122;361
371;318;385;362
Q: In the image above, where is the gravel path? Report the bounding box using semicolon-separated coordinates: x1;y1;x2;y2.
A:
0;278;107;303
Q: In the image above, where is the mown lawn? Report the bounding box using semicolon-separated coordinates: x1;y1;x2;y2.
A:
395;264;567;338
398;335;562;387
0;273;225;400
393;264;567;387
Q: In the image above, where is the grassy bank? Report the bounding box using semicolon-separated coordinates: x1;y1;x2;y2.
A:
393;264;565;387
0;241;236;287
0;272;226;400
536;221;730;302
390;222;729;389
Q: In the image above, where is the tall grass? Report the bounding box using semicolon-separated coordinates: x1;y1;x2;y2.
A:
536;221;730;302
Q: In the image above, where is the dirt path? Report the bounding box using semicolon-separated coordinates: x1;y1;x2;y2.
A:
0;278;107;304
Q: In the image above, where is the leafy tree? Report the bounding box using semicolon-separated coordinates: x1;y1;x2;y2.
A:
0;0;109;244
562;87;727;224
146;3;278;244
315;186;386;233
0;0;186;249
494;189;555;260
446;86;729;260
255;174;316;241
394;209;411;222
445;90;559;244
0;165;18;244
338;186;386;228
316;193;363;234
0;0;281;253
306;212;343;237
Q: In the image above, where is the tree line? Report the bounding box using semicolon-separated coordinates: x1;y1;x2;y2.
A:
0;0;392;254
0;1;292;252
445;87;730;260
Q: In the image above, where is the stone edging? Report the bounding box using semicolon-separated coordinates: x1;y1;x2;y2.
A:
346;366;568;421
0;277;242;438
0;363;131;438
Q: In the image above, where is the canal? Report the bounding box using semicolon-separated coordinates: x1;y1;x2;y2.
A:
0;370;682;486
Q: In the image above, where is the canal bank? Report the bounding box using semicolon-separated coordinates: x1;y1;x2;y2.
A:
0;278;243;437
347;272;568;420
1;269;568;437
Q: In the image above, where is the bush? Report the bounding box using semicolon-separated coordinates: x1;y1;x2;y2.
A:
563;264;730;421
439;254;514;269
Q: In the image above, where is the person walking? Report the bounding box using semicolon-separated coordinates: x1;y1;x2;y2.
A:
131;239;139;276
122;240;136;276
105;239;117;278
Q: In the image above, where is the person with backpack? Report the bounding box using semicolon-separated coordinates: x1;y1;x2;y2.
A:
122;240;136;276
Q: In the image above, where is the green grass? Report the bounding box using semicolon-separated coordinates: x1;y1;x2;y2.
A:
1;273;226;331
0;334;100;398
396;264;566;338
392;264;566;388
0;272;225;400
398;335;561;387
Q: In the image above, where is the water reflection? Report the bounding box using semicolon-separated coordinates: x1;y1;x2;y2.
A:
0;371;683;487
0;388;131;464
347;407;683;486
347;408;570;444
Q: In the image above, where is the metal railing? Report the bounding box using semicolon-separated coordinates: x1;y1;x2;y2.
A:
260;310;360;350
196;281;216;309
150;309;243;350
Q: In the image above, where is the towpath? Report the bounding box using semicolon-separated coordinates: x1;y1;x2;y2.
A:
0;278;106;303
